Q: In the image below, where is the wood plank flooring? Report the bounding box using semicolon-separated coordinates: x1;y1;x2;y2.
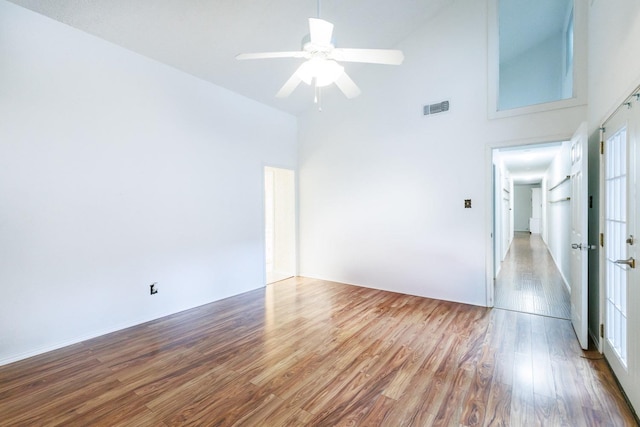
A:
1;277;637;426
495;232;572;319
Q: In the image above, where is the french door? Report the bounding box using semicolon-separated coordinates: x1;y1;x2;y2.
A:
602;92;639;413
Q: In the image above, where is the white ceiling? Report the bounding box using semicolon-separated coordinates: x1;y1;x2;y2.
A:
496;142;564;184
8;0;451;115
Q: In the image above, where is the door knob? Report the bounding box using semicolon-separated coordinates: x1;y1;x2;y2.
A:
615;257;636;268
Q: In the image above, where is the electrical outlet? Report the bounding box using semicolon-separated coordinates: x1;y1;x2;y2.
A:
150;282;158;295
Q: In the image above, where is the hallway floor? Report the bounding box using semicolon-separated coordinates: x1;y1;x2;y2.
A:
495;232;571;319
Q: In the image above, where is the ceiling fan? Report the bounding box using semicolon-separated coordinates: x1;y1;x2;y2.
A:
236;3;404;102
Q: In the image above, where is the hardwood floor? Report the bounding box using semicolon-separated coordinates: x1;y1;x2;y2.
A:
1;277;637;426
495;232;572;319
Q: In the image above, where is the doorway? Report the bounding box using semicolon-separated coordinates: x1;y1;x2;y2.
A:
264;166;296;285
492;142;572;319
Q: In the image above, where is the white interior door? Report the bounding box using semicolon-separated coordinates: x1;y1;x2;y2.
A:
570;122;589;350
530;188;541;234
602;97;639;413
264;167;296;285
502;194;510;259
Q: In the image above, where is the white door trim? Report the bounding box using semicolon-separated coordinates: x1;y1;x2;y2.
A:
485;134;574;307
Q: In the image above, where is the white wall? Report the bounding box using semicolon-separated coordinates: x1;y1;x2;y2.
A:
0;1;297;365
543;141;572;289
588;0;640;129
297;0;586;306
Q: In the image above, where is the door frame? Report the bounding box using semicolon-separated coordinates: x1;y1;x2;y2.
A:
597;83;640;354
485;134;575;307
598;86;640;413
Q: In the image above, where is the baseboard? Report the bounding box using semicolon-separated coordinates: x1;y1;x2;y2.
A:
0;294;248;367
546;245;571;293
0;315;157;366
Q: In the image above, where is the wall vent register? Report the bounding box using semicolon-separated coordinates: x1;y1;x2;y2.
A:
423;100;450;116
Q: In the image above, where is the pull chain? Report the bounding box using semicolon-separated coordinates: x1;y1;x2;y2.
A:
314;84;323;111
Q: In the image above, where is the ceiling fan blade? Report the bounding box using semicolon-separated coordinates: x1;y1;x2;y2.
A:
334;72;361;99
236;51;307;60
309;18;334;46
331;48;404;65
276;72;303;98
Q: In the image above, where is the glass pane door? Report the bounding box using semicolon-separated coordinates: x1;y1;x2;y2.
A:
605;126;628;366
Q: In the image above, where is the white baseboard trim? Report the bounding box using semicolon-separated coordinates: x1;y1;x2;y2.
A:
0;315;155;366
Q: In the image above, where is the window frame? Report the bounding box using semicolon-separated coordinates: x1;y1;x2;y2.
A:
487;0;587;119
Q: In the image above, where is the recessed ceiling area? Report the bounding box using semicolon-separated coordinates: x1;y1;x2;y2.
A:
495;142;564;184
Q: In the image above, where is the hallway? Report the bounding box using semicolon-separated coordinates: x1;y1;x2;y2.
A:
495;232;571;319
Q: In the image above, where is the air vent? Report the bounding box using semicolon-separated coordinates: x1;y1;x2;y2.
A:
423;100;450;116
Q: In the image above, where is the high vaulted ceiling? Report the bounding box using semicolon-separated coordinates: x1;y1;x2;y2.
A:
8;0;451;115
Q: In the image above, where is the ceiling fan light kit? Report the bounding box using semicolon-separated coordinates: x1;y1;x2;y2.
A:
297;58;344;87
236;8;404;105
